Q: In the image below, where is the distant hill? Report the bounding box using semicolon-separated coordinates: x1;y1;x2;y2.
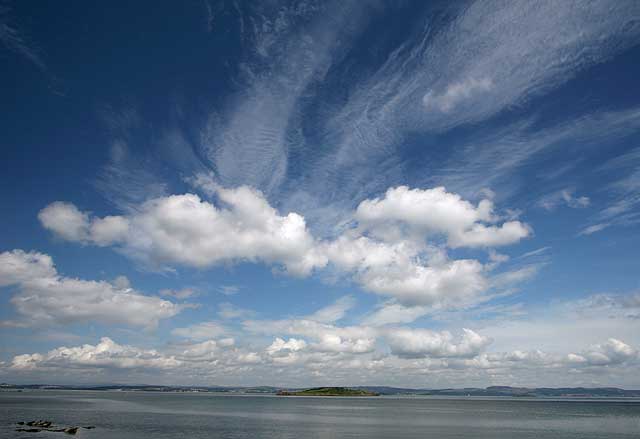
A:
277;387;379;396
353;386;640;398
2;383;640;398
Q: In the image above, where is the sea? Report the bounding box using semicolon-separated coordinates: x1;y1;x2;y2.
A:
1;390;639;438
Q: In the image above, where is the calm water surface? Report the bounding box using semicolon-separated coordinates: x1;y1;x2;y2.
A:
1;390;639;438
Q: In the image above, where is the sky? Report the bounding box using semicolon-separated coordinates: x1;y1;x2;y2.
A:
1;0;640;389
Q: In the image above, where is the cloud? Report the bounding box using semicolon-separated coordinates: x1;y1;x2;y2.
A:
199;2;369;195
334;1;640;135
110;0;640;240
265;337;309;364
423;77;493;113
40;187;324;276
436;107;640;201
38;201;129;246
362;303;429;326
83;2;640;248
112;275;131;289
360;256;484;307
8;336;265;377
355;186;530;248
306;295;355;323
562;191;591;209
266;337;307;355
518;247;551;259
490;264;540;289
0;4;46;70
571;292;640;320
0;249;56;286
313;333;376;354
293;1;640;213
6;318;639;386
0;249;184;328
567;339;637;366
171;322;227;341
177;338;237;361
538;189;590;211
416;0;640;129
217;285;240;296
186;172;219;198
580;146;640;235
474;291;640;363
321;233;491;306
94;132;170;211
385;328;492;359
246;298;375;356
160;288;198;299
579;223;611;236
246;302;498;358
11;337;180;371
38;202;91;242
40;184;533;309
218;302;253;320
243;316;376;355
326;190;530;304
125;188;324;275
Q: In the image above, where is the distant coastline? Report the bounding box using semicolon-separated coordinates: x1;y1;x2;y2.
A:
2;383;640;398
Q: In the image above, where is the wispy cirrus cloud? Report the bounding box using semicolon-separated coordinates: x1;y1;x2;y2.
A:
0;4;45;70
538;189;590;211
434;107;640;200
90;1;640;235
328;0;640;136
580;146;640;235
200;1;371;196
295;0;640;207
217;285;240;296
171;321;228;341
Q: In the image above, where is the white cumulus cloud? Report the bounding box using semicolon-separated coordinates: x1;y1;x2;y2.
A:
11;337;180;371
39;201;129;246
266;337;307;355
0;249;185;328
567;338;637;366
40;187;324;276
38;184;532;309
385;328;492;359
355;186;530;248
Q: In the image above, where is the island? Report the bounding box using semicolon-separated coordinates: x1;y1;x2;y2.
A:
277;387;379;396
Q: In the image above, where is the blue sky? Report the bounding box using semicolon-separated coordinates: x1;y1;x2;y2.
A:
1;0;640;388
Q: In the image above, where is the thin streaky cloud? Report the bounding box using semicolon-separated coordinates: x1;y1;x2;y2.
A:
0;4;45;70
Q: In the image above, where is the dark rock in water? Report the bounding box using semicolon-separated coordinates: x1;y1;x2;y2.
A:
26;420;53;428
16;420;88;434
